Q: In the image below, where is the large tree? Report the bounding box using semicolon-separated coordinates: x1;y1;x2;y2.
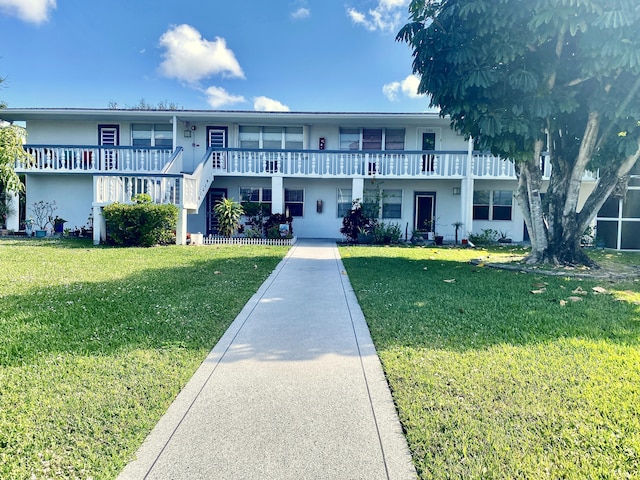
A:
0;75;30;193
398;0;640;265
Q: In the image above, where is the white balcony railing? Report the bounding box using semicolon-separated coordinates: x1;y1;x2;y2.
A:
94;174;183;206
18;145;175;173
211;148;470;178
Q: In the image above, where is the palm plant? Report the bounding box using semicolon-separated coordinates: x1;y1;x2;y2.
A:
213;198;244;237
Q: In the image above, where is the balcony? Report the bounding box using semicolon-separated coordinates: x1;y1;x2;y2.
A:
207;148;567;180
17;145;175;173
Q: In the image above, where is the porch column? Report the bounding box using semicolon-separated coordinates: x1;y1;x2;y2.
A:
271;176;284;213
351;178;364;205
462;137;475;237
92;205;103;246
6;192;19;231
176;208;187;245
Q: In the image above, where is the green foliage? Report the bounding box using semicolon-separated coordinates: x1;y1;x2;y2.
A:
132;193;152;204
242;201;270;237
0;124;31;193
398;0;640;265
398;0;640;163
103;202;178;247
264;213;293;239
340;200;375;243
341;245;640;479
0;239;288;478
371;222;402;245
213;198;244;238
468;228;500;245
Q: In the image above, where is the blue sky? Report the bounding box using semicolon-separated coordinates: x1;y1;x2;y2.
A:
0;0;431;112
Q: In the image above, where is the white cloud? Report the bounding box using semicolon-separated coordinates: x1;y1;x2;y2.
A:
383;74;423;101
0;0;55;24
253;96;290;112
347;0;409;33
159;24;244;83
205;86;246;109
291;7;310;19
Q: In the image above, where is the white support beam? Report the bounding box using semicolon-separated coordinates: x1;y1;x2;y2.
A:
271;176;284;213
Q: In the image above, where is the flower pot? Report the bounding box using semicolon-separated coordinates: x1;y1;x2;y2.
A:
35;230;47;238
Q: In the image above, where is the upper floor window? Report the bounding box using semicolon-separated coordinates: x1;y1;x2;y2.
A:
132;124;173;148
473;190;513;220
239;126;303;150
339;128;405;151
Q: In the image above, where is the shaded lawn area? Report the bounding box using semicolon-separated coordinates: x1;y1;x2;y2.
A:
0;238;288;479
340;245;640;479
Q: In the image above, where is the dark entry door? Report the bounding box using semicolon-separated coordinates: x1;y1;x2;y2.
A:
421;132;436;172
415;193;435;232
206;188;227;235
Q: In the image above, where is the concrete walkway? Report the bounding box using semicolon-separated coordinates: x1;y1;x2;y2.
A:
117;239;416;480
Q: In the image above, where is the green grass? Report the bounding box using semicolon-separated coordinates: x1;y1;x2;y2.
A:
0;238;288;479
340;245;640;479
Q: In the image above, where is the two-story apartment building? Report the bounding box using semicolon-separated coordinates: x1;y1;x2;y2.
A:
1;108;621;247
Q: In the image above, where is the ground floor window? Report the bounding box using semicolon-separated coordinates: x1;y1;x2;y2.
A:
285;188;304;217
240;187;272;205
473;190;513;220
597;187;640;249
382;189;402;218
337;188;352;218
361;188;403;219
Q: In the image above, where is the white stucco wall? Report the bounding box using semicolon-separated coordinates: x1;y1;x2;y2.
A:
25;174;93;231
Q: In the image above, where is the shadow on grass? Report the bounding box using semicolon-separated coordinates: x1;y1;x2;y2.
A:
341;254;640;352
0;253;282;367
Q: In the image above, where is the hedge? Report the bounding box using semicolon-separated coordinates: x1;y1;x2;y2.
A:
103;203;178;247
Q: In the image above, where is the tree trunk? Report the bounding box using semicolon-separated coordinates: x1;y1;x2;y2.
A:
515;156;547;264
517;117;640;267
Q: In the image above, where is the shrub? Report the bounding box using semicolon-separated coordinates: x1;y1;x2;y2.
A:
103;202;178;247
213;198;244;238
264;213;293;239
468;228;500;245
340;201;374;243
372;222;402;244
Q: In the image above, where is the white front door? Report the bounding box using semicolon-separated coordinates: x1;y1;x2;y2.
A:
207;126;227;169
98;125;119;169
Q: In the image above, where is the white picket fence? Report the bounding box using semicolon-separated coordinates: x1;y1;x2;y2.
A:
202;236;297;246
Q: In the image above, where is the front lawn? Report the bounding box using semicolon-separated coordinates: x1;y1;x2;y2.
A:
0;238;288;479
340;245;640;479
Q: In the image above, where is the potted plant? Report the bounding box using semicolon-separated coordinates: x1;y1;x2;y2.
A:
30;200;57;237
52;216;67;235
23;217;34;236
452;221;464;245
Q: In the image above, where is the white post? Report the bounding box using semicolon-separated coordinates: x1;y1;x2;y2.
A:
271;176;284;213
6;192;19;231
352;178;364;205
176;208;188;245
92;205;103;246
463;138;475;237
